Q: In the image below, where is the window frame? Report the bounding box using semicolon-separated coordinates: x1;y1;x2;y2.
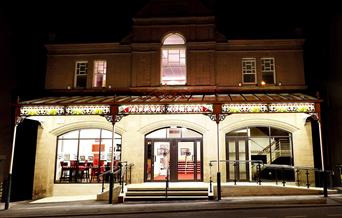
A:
161;33;187;86
74;61;88;88
92;60;107;88
54;128;122;183
261;57;276;85
241;58;257;84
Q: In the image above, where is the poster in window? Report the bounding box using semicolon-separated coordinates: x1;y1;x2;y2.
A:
88;156;94;162
100;153;106;160
181;148;190;156
168;128;181;138
79;155;85;162
63;154;70;161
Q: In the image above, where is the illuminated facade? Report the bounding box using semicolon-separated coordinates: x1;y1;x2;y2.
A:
12;0;324;199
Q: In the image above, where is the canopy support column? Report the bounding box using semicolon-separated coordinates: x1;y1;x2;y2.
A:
5;109;25;210
208;104;228;201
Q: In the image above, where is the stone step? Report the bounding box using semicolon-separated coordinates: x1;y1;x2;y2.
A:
124;195;209;201
127;187;207;191
126;190;208;196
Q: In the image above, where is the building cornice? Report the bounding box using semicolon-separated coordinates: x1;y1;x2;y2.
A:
45;43;131;55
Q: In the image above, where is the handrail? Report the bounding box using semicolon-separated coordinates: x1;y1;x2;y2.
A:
210;160;263;164
209;159;332;199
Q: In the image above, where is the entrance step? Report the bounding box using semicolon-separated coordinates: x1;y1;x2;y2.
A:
124;186;209;201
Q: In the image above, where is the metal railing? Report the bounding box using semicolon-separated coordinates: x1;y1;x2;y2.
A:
99;161;134;204
209;160;332;200
165;167;170;198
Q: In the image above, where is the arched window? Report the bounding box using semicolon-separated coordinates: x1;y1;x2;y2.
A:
225;126;294;182
55;128;121;183
161;33;186;85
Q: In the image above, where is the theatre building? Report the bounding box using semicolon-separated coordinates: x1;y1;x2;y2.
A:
11;0;324;200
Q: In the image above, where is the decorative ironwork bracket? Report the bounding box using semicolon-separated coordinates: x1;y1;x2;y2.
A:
308;112;320;121
103;114;126;124
207;114;228;123
15;116;26;126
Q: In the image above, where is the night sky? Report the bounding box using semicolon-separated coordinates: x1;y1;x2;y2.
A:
0;1;339;94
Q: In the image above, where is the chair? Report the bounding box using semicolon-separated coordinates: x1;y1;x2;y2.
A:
69;160;78;182
78;160;90;182
59;161;70;182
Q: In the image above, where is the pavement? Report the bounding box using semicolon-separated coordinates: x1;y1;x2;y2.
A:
1;194;342;218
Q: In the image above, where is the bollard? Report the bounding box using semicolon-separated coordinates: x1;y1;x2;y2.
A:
281;168;286;187
323;171;328;197
217;172;221;200
257;163;261;185
234;162;237;185
209;176;213;193
109;173;114;204
296;169;300;187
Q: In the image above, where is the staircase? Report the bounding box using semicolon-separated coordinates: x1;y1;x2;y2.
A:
255;139;295;181
124;186;208;201
177;161;201;174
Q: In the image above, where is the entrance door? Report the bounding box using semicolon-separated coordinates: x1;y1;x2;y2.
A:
145;139;202;182
226;139;249;181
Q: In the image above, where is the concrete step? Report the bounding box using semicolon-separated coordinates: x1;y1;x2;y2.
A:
125;186;209;201
124;195;209;201
126;190;208;196
127;187;207;191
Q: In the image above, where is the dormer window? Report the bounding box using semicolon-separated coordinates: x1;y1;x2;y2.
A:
161;33;186;85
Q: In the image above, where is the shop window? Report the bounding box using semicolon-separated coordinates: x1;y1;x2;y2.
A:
55;128;121;183
161;33;186;85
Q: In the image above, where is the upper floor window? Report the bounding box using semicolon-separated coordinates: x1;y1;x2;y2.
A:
242;58;256;84
261;58;276;84
161;33;186;85
93;60;107;88
75;61;88;88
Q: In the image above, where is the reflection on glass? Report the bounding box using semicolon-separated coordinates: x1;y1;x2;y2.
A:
228;141;235;180
55;129;121;183
196;141;201;180
178;142;194;180
238;140;247;180
146;141;152;181
153;142;170;181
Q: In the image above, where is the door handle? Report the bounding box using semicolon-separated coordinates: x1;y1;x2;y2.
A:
154;155;156;162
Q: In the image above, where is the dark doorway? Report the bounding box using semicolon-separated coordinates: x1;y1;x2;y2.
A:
11;119;38;201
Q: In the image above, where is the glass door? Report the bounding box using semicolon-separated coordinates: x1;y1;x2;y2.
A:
177;141;195;181
145;139;202;182
153;142;170;181
226;139;249;181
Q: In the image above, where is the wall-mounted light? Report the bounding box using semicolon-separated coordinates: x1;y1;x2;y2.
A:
67;85;71;90
278;82;282;86
260;81;266;86
108;85;112;89
238;82;242;87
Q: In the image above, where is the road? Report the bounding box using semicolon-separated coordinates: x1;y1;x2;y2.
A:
61;206;342;218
